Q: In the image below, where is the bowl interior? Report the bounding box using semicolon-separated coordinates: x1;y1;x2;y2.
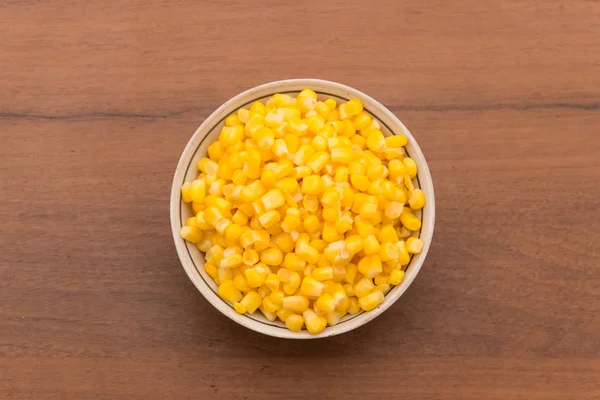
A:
171;79;435;338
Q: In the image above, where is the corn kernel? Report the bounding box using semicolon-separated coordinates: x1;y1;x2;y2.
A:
350;174;370;191
315;293;337;314
379;242;399;262
282;295;309;313
378;225;399;243
277;308;295;322
261;189;285;211
357;255;383;278
389;269;405;285
382;201;402;219
409;188;426;210
300;276;325;297
406;237;424;254
358;290;384;311
190;179;207;203
301;175;324;195
322;222;342;242
306;151;330;173
282;271;301;295
258;210;281;229
303;309;327;334
225;113;242;127
311;135;328;152
366;130;386;151
397;240;411;265
354;277;375;298
295;242;320;264
180;226;203;243
358;202;378;220
260;169;277;189
257;284;271;299
245;263;269;288
265;273;280;292
345;98;364;117
269;232;294;254
403;157;417;178
363;234;380;256
322;206;340;222
283;253;306;272
400;208;421;231
285;314;304;332
204;262;218;280
348;297;360;314
353;112;372;130
341;277;356;294
260;247;284;266
264;109;285;127
219;253;243;268
324;98;337;110
354;216;375;238
272;93;294;107
386;134;408;148
237;291;262;314
312;266;334;282
327;147;352;165
233;274;250;291
303;215;321;234
218;280;243;303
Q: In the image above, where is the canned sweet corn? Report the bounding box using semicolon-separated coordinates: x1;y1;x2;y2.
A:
180;89;425;334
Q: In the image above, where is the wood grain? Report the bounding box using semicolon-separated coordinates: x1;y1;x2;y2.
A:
2;1;600;399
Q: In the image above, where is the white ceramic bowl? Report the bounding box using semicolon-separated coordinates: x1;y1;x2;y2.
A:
170;79;435;339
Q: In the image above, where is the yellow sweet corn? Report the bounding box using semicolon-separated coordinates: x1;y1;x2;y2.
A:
396;240;411;266
354;277;375;298
315;293;337;314
218;280;243;303
283;271;301;295
179;91;427;333
261;189;285;211
303;309;327;334
300;276;325;297
303;215;321;234
403;157;417;178
400;208;422;231
285;314;304;332
283;253;306;271
245;263;270;288
358;290;384;311
385;201;404;219
282;295;309;313
258;210;281;229
379;242;399;262
357;255;383;278
180;226;203;243
301;174;325;195
306;151;329;173
312;266;334;281
389;269;405;285
330;147;353;164
409;188;426;210
234;291;262;314
406;237;424;254
260;248;284;266
277;308;294;322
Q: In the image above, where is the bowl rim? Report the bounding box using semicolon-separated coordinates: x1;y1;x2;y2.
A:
170;78;435;339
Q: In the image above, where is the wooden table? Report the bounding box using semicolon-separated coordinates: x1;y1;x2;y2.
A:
2;1;600;399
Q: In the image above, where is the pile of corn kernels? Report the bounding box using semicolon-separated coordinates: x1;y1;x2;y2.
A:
180;89;425;334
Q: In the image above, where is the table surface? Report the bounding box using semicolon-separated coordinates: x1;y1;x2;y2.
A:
2;1;600;399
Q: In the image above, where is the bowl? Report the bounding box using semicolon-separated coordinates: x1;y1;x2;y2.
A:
170;79;435;339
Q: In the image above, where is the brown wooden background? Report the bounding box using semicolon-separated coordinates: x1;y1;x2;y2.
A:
2;1;600;399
